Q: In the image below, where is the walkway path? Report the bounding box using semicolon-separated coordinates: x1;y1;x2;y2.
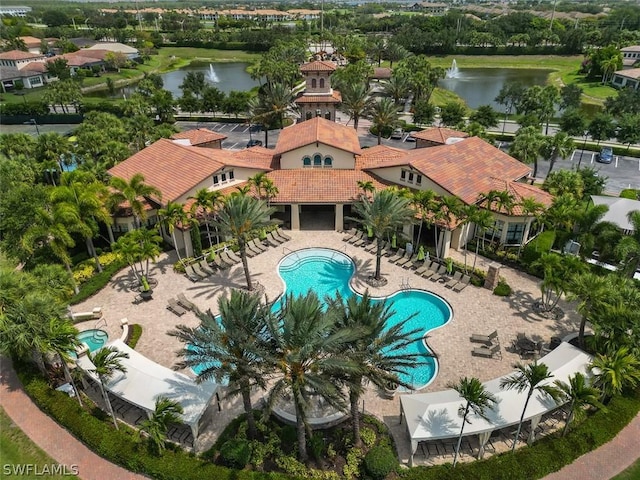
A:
0;357;148;480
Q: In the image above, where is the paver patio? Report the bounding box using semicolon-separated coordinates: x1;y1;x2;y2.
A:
73;230;582;464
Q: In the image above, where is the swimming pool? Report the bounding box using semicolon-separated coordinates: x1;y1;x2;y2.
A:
277;248;452;390
77;329;109;352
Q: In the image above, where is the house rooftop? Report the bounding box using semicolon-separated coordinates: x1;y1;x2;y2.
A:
274;116;361;156
171;128;227;146
300;60;337;72
410;127;469;144
0;50;43;61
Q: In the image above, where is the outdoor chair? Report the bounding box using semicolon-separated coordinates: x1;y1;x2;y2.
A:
420;262;439;279
167;298;187;317
243;244;258;257
470;330;498;345
225;249;242;263
414;260;432;276
177;293;197;312
471;343;501;359
364;240;378;253
267;231;285;246
275;227;291;241
404;256;424;270
185;264;206;281
191;263;210;278
388;248;406;263
452;275;471;292
396;254;415;267
353;233;370;247
198;259;215;276
379;241;392;256
219;251;239;266
444;271;463;289
210;254;229;270
430;265;448;281
249;238;268;252
342;228;357;241
264;232;281;247
347;231;365;244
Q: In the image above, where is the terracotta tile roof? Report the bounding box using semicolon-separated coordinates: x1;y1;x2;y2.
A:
478;178;554;215
108;139;226;203
295;91;342;103
19;36;45;47
411;127;469;144
228;147;274;170
20;62;47;73
171;128;227;145
0;50;43;61
615;68;640;80
357;145;409;169
372;67;392;79
363;137;531;205
58;54;102;67
265;169;392;203
300;60;337;72
274;117;361;156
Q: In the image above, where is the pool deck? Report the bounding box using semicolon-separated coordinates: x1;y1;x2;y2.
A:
73;230;583;464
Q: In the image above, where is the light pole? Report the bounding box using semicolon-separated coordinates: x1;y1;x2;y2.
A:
23;118;40;136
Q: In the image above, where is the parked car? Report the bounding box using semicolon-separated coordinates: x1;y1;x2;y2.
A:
246;139;263;147
390;128;403;140
596;146;613;164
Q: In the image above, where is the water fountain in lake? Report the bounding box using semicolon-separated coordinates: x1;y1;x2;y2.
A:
207;64;219;83
445;59;460;79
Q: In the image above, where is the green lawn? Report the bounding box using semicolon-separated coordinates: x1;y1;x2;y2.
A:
612;459;640;480
0;407;79;480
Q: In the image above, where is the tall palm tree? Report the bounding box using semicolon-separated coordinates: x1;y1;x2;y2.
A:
554;372;604;436
517;197;545;258
112;231;143;284
510;126;545;179
590;347;640;402
170;290;270;439
188;188;216;249
439;195;463;256
411;190;437;247
44;318;83;407
471;208;494;270
614;210;640;278
158;201;188;262
533;252;586;313
356;180;375;200
449;377;497;466
109;173;162;230
340;82;373;131
88;346;129;430
214;194;275;291
264;292;360;461
383;75;410;106
256;82;297;130
349;189;416;281
541;131;574;176
567;273;611;349
327;291;423;447
134;227;162;279
369;97;399;145
500;362;560;452
140;396;184;453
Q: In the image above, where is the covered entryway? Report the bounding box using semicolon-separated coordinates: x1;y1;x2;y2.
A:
299;204;335;230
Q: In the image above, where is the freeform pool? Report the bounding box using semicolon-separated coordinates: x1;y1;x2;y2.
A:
278;248;452;390
77;329;108;352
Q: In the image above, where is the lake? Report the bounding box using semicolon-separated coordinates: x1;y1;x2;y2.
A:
439;67;552;111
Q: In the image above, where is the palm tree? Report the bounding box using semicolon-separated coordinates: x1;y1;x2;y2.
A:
109;173;162;230
449;377;497;466
369;97;399;145
158;201;188;262
188;188;216;249
533;252;585;313
554;372;604;436
541;131;574;176
500;362;560;452
112;231;143;284
349;189;416;281
327;291;423;447
517;197;545;258
471;208;494;270
88;346;129;430
614;211;640;278
510;126;545;179
356;180;375;200
255;82;297;130
340;82;373;130
590;347;640;402
439;195;463;256
264;292;360;461
140;396;184;453
170;290;270;439
383;75;410;106
567;273;611;349
134;227;162;279
410;190;437;247
44;318;83;407
214;194;275;290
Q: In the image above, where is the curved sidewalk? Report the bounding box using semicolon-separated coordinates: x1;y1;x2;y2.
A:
0;357;147;480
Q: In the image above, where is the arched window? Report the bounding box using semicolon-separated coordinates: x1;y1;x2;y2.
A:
324;156;333;167
319;78;325;88
311;78;317;88
313;154;322;166
303;156;311;167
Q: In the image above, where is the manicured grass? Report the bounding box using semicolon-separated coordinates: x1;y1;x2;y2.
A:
156;47;260;69
612;459;640;480
0;407;79;480
431;87;466;107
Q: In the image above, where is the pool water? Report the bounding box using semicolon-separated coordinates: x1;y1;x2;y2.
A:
77;329;109;352
277;249;452;390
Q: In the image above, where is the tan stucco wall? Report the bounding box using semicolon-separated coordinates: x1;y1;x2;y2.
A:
175;166;265;203
280;144;355;169
369;166;451;197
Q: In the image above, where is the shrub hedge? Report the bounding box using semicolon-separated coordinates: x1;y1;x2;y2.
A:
126;324;143;349
363;446;398;480
493;282;512;297
69;259;128;306
219;439;251;469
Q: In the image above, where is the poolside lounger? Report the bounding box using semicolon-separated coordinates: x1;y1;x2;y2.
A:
267;231;285;246
249;238;268;252
185;264;206;280
347;231;365;244
405;257;424;270
275;228;291;241
219;251;240;266
191;263;210;278
414;260;432;276
379;241;392;256
264;233;281;247
225;249;242;263
352;234;368;247
364;240;378;253
243;244;258;257
211;254;230;270
471;343;501;359
177;293;197;312
167;298;187;317
444;271;463;289
198;259;216;276
420;262;439;279
396;254;415;267
388;248;406;263
342;228;357;241
471;330;498;345
452;275;471;292
430;265;448;282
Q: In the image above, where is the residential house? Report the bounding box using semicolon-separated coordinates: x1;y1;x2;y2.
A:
0;6;31;17
621;45;640;69
108;117;552;259
611;68;640;90
171;128;227;149
295;61;342;122
0;50;49;90
410;127;469;149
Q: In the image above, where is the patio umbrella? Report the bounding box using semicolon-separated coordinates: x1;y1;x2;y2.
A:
417;245;425;261
367;226;373;238
259;228;267;240
391;233;397;249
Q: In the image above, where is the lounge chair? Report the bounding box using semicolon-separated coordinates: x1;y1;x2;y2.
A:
191;263;210;278
470;330;498;345
167;298;187;317
249;238;268;252
379;241;392;256
347;231;365;244
185;264;206;280
414;260;432;276
275;227;291;241
396;254;415;267
342;228;357;241
364;240;378;253
198;259;215;276
177;293;197;311
267;231;285;246
444;271;463;289
471;344;501;359
388;248;406;263
211;254;229;270
452;275;471;292
219;251;239;266
243;244;258;257
225;249;242;263
430;265;448;281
